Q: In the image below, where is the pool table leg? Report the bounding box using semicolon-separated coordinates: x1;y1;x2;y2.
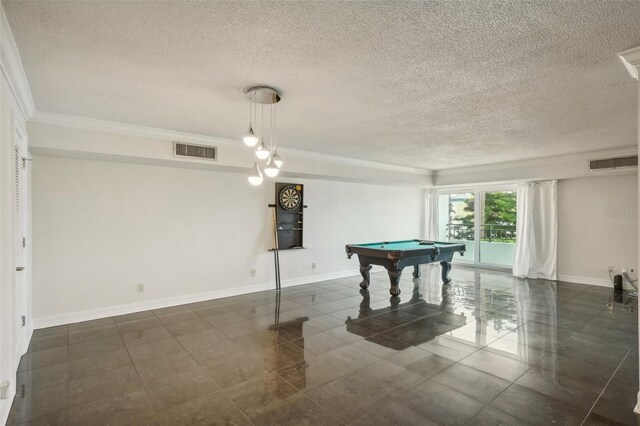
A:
359;264;372;289
412;264;421;278
440;261;452;284
387;267;403;297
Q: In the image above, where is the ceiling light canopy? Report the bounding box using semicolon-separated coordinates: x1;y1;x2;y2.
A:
243;86;283;185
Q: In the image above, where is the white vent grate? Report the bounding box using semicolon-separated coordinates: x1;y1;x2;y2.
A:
174;142;217;160
589;155;638;171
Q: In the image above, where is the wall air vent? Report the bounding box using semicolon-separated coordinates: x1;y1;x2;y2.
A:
174;142;217;161
589;155;637;171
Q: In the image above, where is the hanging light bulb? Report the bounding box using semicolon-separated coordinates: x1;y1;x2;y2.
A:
248;161;263;185
272;148;283;168
271;101;282;168
264;102;279;178
243;96;258;146
264;156;279;178
255;140;270;160
255;94;270;160
243;125;258;147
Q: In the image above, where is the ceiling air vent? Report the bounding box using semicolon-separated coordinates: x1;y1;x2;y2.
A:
174;142;217;161
589;155;637;171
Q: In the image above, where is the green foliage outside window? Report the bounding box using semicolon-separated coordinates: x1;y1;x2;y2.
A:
450;192;516;243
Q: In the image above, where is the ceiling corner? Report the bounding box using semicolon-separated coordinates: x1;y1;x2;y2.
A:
619;45;640;80
0;5;35;119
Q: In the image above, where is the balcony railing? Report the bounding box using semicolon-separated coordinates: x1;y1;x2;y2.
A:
446;223;516;243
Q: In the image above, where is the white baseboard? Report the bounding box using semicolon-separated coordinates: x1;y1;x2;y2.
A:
556;274;612;288
32;268;621;329
32;269;376;329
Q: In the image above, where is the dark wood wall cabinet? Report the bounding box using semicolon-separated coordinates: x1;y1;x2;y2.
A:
272;182;305;250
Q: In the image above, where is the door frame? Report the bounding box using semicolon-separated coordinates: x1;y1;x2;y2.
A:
13;115;29;357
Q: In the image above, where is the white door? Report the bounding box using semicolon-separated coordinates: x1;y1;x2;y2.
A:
13;118;28;356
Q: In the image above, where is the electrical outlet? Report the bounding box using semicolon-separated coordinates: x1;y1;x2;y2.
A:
136;283;144;293
608;265;614;273
312;262;317;270
251;269;256;277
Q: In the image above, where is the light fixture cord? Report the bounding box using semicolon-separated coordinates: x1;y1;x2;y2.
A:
270;103;274;152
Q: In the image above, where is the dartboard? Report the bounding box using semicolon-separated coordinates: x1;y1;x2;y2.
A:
279;186;301;210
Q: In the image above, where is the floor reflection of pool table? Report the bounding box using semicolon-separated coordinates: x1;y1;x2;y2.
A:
345;282;467;350
345;239;466;296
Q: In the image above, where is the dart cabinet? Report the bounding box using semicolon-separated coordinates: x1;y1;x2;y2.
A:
274;182;304;250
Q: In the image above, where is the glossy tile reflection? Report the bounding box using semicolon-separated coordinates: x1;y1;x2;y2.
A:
8;266;640;425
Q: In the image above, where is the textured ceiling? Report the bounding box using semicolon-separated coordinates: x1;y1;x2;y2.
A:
4;1;640;170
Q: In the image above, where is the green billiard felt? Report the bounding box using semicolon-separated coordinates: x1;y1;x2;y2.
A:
352;240;453;251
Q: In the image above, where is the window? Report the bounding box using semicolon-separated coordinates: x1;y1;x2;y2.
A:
438;188;517;268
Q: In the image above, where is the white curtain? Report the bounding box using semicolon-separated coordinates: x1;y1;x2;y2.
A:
513;180;557;280
425;189;439;240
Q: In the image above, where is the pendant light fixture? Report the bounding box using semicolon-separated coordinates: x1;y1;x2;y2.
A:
264;158;279;177
273;149;283;169
255;141;270;160
243;127;258;147
264;103;280;178
248;161;263;185
242;86;283;184
243;100;258;147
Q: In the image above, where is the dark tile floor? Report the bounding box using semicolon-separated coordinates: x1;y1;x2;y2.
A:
7;266;640;425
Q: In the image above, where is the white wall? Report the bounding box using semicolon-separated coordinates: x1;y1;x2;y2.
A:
557;174;638;286
32;155;424;326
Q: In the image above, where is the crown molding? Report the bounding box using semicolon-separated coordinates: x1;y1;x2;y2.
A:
619;45;640;80
29;110;433;176
30;110;241;148
435;146;638;177
276;146;431;175
434;146;638;187
0;7;35;119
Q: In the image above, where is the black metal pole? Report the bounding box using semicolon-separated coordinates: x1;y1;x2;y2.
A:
273;249;279;291
276;249;281;291
270;203;282;292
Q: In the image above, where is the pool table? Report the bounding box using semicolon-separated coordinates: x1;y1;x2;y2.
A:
345;239;466;296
